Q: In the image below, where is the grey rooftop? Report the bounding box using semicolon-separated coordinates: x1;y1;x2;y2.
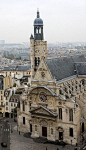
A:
46;54;86;81
3;64;31;71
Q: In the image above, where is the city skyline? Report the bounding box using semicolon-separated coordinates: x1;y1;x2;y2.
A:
0;0;86;43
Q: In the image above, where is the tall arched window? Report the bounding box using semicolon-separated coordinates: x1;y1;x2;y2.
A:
35;57;37;66
22;101;25;111
36;28;38;34
82;79;85;86
39;28;41;33
59;108;62;120
64;87;67;93
59;90;62;95
69;109;73;121
38;57;40;65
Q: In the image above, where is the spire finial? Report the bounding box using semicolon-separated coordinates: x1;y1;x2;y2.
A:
37;8;39;12
37;8;40;18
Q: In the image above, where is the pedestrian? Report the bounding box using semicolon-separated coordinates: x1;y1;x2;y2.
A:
19;131;20;135
46;147;47;150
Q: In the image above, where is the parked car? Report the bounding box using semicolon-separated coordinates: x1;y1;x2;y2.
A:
1;142;7;147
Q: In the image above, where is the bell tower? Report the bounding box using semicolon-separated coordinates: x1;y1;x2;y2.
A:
34;9;43;40
30;9;47;78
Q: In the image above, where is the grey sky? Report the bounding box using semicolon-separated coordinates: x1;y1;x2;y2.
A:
0;0;86;43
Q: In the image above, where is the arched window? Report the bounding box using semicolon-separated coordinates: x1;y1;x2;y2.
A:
82;79;85;86
69;128;73;137
64;87;67;93
59;90;62;95
38;57;40;65
51;128;53;134
22;101;25;111
39;28;41;33
35;57;37;66
36;28;38;34
69;109;73;121
59;108;62;120
35;125;37;131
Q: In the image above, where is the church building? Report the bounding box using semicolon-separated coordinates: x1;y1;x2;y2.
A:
17;10;86;145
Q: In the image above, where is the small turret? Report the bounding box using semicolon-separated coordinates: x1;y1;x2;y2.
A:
30;34;34;39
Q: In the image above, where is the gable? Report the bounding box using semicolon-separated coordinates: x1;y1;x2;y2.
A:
32;107;51;116
30;106;57;117
34;57;53;82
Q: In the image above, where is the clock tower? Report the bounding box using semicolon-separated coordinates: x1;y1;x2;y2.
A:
30;9;47;78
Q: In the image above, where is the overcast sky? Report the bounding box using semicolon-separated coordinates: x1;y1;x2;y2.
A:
0;0;86;43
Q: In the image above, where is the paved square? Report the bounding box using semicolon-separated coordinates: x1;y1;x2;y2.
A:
10;119;82;150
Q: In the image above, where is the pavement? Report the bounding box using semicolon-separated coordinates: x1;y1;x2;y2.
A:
9;118;76;150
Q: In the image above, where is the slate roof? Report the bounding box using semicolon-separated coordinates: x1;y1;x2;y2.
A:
3;64;31;71
76;63;86;75
46;54;86;81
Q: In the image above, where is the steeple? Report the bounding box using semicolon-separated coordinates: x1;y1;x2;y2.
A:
34;9;43;40
30;10;47;78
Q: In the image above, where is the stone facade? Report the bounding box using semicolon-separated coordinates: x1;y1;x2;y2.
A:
17;10;86;145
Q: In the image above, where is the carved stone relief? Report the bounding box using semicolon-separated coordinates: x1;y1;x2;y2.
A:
40;119;47;126
35;108;50;116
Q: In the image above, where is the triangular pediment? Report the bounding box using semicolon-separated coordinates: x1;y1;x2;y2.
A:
34;57;54;82
30;106;57;117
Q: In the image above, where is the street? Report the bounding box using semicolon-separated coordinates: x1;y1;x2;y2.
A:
0;119;10;150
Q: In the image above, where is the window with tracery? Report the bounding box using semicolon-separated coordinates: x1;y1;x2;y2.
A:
69;109;73;121
59;108;62;120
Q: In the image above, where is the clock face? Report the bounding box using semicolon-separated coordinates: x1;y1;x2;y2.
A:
35;49;39;53
39;92;47;102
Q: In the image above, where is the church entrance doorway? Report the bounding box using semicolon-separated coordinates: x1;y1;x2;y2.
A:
42;126;47;137
59;132;63;140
